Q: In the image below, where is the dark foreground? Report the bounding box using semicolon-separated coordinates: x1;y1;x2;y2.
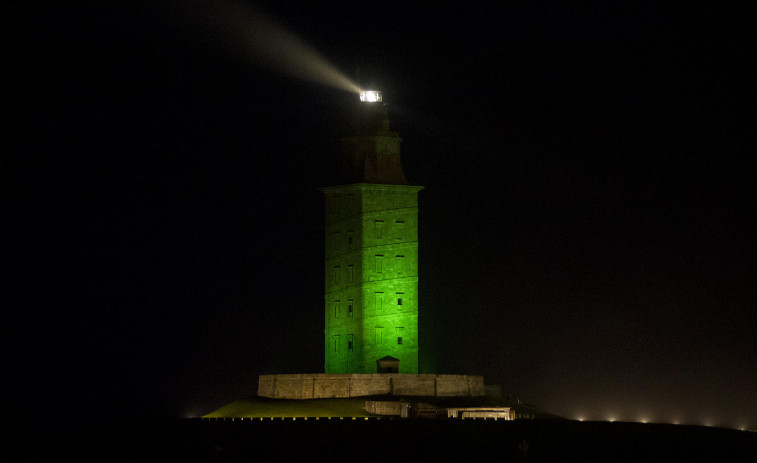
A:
13;418;756;462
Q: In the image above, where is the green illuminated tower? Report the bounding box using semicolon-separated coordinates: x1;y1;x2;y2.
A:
321;92;423;374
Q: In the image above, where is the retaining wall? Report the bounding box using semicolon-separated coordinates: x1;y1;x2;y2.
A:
258;374;485;399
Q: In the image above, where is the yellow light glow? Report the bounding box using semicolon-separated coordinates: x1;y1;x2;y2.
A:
360;90;382;102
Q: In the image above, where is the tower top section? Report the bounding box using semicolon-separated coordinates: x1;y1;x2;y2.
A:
340;90;408;185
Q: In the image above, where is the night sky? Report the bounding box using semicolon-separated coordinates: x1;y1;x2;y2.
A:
10;2;755;430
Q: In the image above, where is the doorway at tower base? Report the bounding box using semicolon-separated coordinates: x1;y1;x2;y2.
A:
257;374;485;399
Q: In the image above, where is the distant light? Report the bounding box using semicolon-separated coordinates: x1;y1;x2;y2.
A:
360;90;382;103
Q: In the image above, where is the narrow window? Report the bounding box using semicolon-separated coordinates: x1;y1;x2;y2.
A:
375;327;384;345
347;299;354;318
396;292;404;307
375;255;383;273
333;266;340;285
375;220;384;239
333;335;340;352
347;334;354;351
333;231;340;253
396;327;405;346
395;220;405;240
375;292;383;311
334;300;340;318
347;230;354;247
395;255;405;274
347;264;354;283
397;337;403;345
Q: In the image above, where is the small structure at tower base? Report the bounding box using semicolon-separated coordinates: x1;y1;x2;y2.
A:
254;373;516;420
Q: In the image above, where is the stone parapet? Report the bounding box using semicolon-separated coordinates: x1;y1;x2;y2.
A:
258;374;485;399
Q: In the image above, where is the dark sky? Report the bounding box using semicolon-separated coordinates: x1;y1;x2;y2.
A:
9;2;755;430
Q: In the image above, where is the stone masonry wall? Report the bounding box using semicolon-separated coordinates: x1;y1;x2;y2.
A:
258;374;485;399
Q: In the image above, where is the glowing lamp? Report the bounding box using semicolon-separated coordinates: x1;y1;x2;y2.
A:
360;90;382;102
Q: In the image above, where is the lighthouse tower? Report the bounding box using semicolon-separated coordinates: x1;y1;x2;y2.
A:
321;91;423;374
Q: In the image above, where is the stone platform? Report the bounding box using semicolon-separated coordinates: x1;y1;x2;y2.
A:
258;374;485;399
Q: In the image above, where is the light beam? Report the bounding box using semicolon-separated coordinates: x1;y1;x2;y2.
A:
168;1;362;94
